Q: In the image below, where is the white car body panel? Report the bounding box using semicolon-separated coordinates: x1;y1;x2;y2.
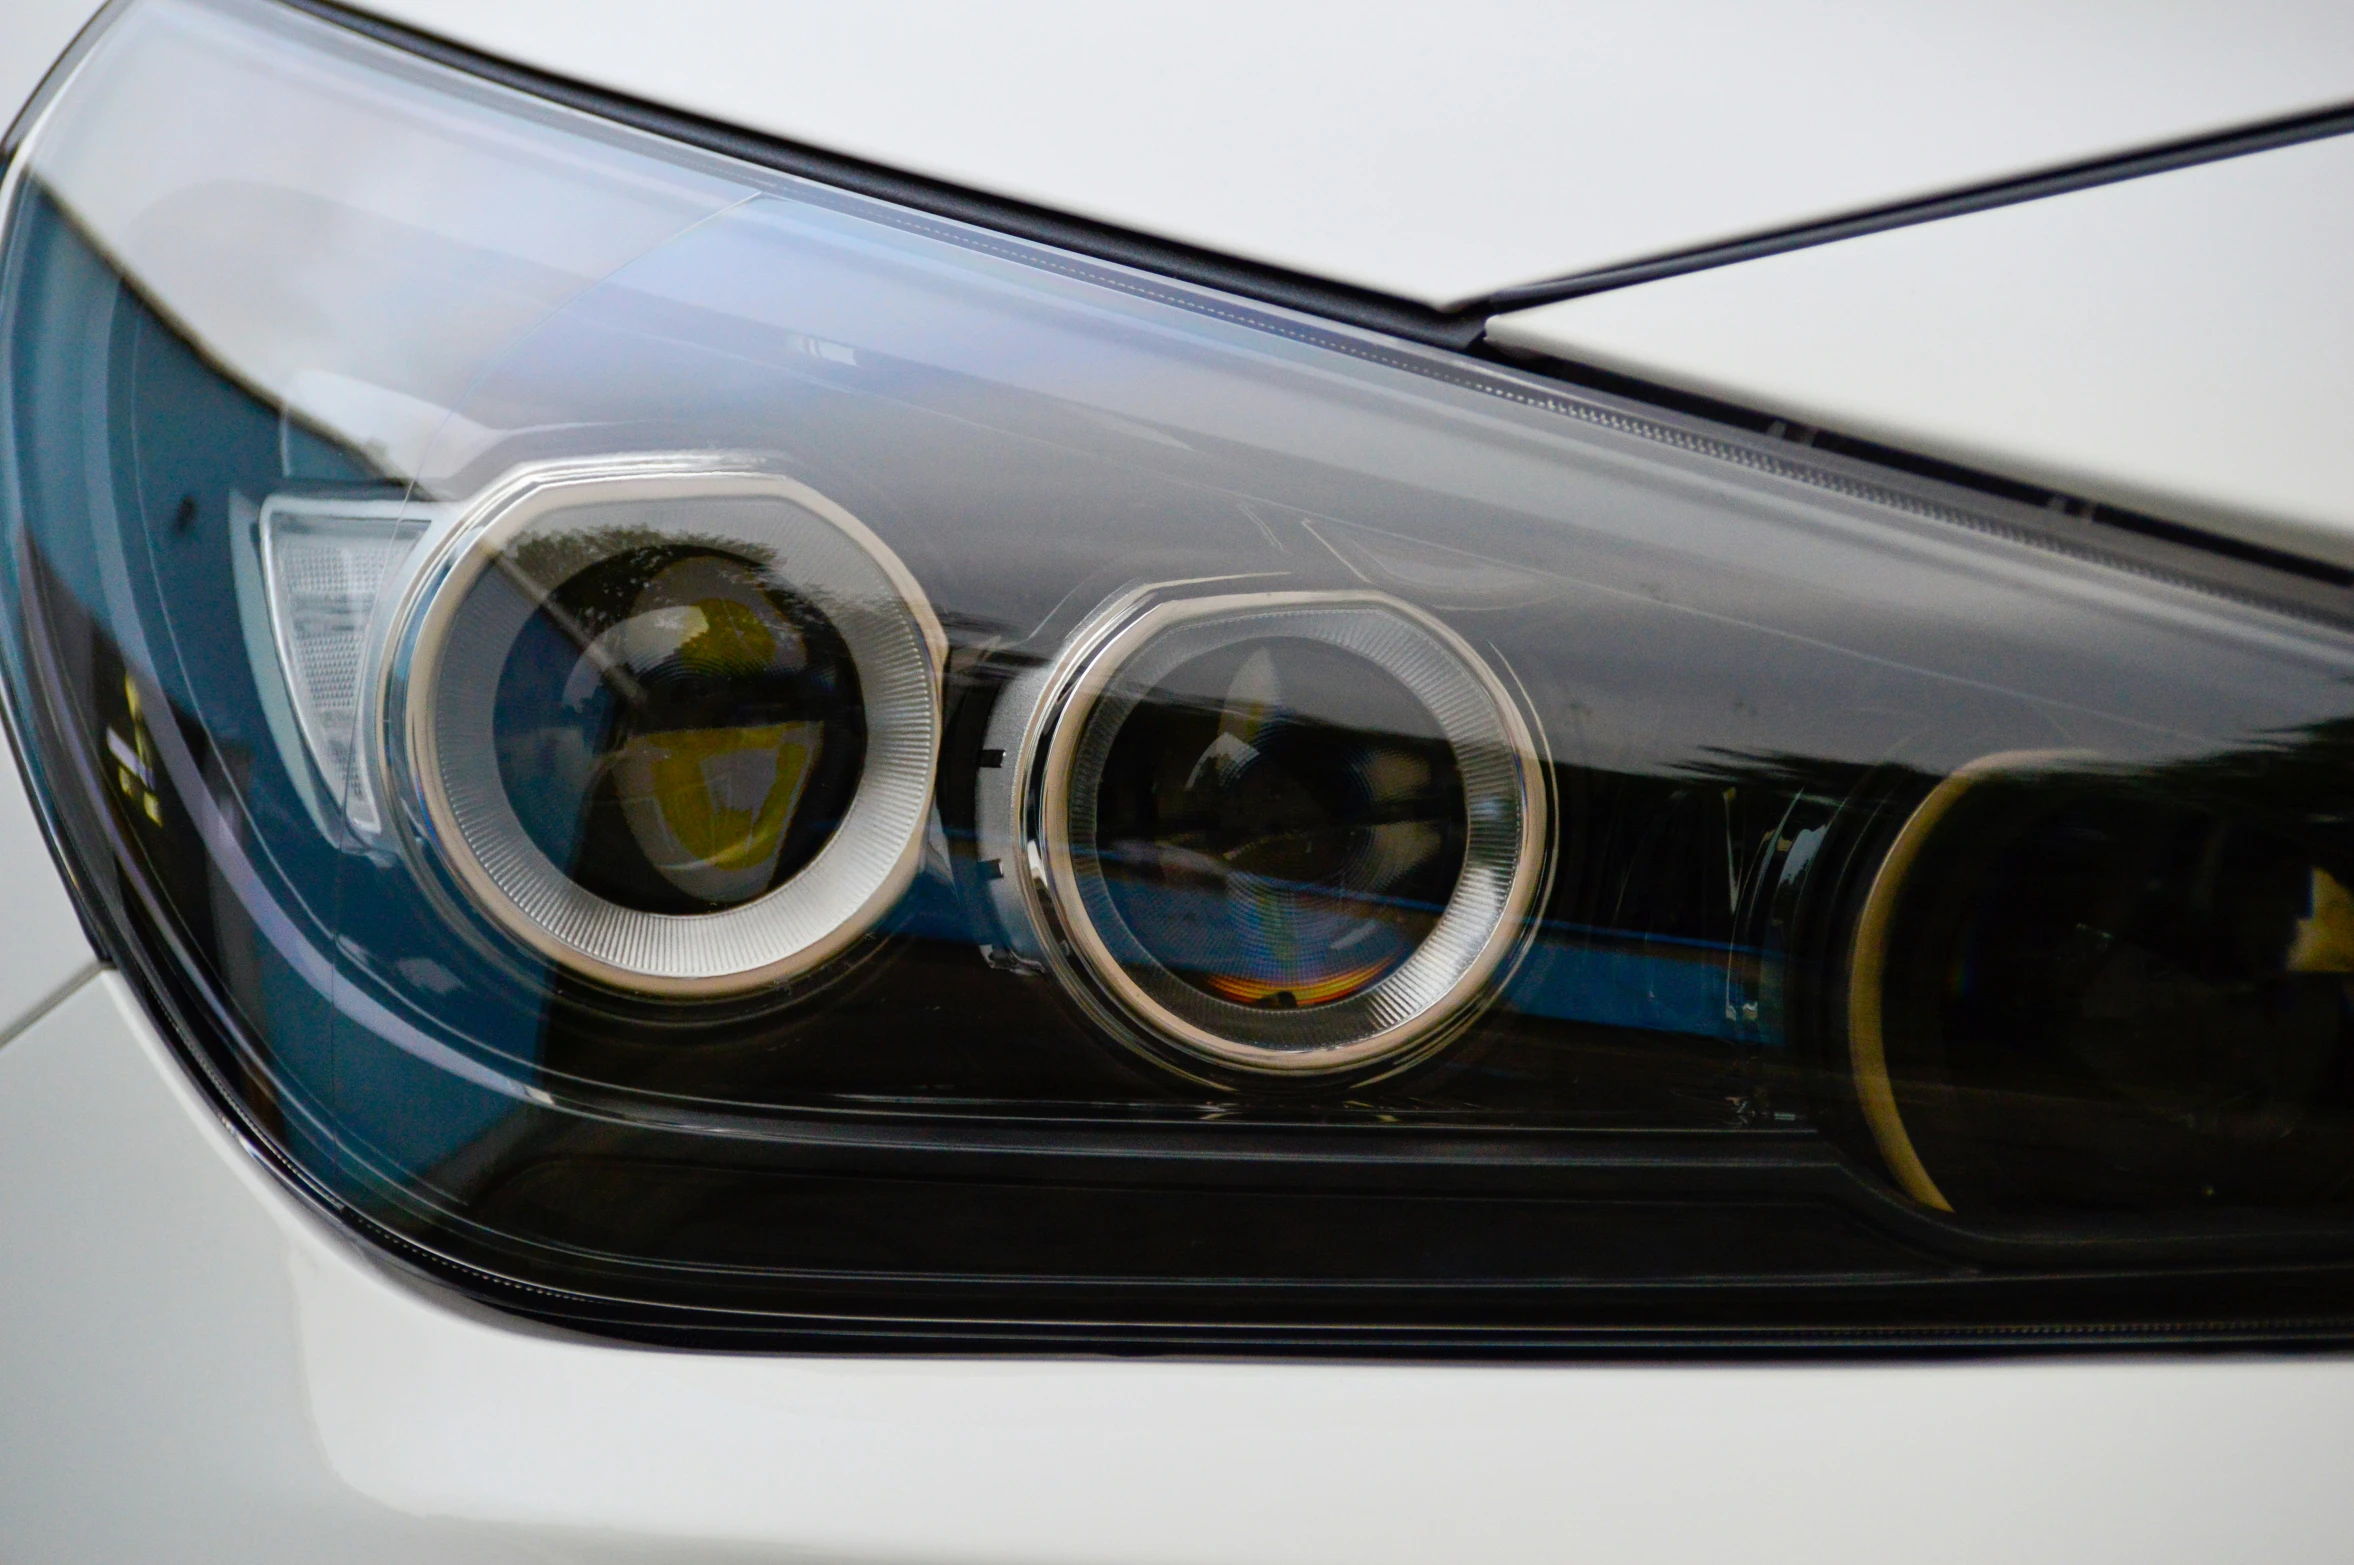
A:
0;0;101;144
0;740;96;1029
1489;130;2354;568
344;0;2354;307
5;969;2354;1563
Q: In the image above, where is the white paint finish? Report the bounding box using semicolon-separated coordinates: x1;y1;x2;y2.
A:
343;0;2354;307
0;977;553;1563
2;971;2354;1561
0;732;99;1037
1487;131;2354;570
0;0;106;1033
0;0;100;131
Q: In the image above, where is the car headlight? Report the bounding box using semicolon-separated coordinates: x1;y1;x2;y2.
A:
11;0;2354;1349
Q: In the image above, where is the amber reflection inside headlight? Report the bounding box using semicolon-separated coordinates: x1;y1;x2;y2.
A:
18;0;2354;1351
383;458;944;995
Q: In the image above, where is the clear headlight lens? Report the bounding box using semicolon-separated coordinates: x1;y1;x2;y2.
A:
11;0;2354;1347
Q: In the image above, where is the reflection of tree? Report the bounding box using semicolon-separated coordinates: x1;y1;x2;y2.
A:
503;528;777;633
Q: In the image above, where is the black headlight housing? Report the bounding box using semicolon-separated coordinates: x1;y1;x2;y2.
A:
13;0;2354;1353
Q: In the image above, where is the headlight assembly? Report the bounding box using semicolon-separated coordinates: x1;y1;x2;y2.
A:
13;0;2354;1349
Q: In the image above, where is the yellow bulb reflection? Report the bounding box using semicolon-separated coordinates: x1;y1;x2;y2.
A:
608;558;829;906
2289;868;2354;975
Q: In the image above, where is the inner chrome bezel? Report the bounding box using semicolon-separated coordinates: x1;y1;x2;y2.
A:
1025;588;1549;1076
382;455;946;997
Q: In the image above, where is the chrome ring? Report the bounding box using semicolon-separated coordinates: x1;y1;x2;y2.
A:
1005;587;1547;1077
382;455;944;997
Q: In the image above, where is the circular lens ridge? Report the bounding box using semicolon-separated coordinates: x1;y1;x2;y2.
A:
391;458;943;997
1852;752;2354;1214
1024;589;1547;1078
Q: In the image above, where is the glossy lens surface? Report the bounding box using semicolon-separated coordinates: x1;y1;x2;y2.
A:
26;0;2354;1350
1094;638;1466;1008
1873;768;2354;1212
1031;592;1545;1078
491;544;866;913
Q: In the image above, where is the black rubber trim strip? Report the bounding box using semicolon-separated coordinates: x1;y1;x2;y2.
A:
1485;99;2354;311
278;0;1493;350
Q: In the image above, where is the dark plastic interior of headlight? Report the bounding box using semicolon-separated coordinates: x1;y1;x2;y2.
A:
11;0;2354;1350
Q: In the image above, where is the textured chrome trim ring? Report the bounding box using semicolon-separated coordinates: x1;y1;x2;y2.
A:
381;455;945;997
1017;588;1548;1076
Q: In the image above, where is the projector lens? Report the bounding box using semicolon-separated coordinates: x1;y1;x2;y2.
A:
492;546;866;914
390;459;943;997
1094;637;1467;1009
1024;590;1548;1078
